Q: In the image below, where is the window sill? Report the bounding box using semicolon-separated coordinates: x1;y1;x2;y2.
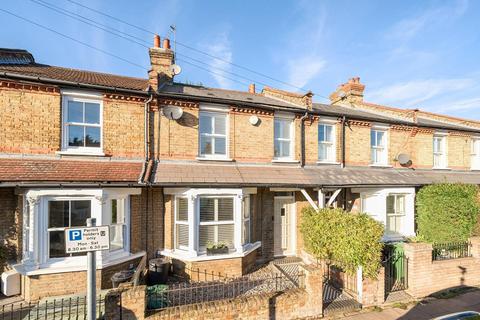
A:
13;251;145;276
369;164;393;168
316;161;340;165
56;150;105;157
161;241;261;262
196;156;233;162
271;159;300;164
432;167;451;171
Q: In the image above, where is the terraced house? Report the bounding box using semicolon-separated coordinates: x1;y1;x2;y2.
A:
1;37;480;302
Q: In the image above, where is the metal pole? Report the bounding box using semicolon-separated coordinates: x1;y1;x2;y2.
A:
87;218;96;320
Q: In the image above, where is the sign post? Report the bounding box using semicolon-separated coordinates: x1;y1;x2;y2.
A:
65;218;110;320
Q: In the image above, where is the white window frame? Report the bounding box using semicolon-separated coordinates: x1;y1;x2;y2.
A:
471;137;480;170
318;121;336;163
274;115;295;161
61;90;104;156
385;194;406;236
109;198;126;252
166;188;260;260
198;106;229;160
370;126;389;166
242;195;251;245
174;197;190;251
20;188;139;274
433;133;448;169
198;196;235;253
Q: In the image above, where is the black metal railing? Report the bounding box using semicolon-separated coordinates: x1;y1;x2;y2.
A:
147;272;304;311
0;295;105;320
432;241;472;261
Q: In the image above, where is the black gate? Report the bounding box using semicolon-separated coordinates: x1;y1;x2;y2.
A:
383;246;408;295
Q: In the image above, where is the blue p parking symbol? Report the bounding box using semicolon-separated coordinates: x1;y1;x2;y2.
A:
69;230;82;241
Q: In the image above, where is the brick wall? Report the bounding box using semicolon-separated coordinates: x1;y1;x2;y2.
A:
105;265;324;320
0;188;21;269
22;256;142;301
130;188;164;259
404;237;480;298
0;82;145;159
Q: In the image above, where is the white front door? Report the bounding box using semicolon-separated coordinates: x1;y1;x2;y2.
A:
274;197;295;256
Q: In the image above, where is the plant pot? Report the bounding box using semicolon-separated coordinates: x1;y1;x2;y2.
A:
206;247;229;256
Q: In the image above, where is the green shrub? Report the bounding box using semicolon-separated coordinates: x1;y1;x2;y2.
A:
300;207;384;278
416;183;480;243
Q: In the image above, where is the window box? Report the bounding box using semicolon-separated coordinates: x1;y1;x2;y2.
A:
206;247;229;256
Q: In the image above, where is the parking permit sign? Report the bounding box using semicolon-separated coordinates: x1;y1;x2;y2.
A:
65;226;110;254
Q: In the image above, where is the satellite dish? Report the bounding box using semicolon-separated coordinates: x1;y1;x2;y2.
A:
397;153;412;166
249;115;260;126
170;64;182;76
162;105;183;120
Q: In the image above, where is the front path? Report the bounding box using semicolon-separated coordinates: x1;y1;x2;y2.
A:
338;289;480;320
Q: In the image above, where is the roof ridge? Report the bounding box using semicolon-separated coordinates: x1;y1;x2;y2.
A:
36;63;148;81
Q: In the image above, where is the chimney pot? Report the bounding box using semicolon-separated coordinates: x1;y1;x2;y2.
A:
153;35;161;48
249;83;256;94
163;38;171;49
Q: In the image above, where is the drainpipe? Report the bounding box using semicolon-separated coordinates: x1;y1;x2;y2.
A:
138;91;154;184
300;111;309;167
341;116;346;168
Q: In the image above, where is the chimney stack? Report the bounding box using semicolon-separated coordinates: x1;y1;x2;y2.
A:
248;83;256;94
148;35;175;91
329;77;365;105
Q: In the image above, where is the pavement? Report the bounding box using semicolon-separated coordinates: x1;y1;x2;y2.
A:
336;289;480;320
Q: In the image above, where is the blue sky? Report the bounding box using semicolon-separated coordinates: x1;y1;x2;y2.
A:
2;0;480;119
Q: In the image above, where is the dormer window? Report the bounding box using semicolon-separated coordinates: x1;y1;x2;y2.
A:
61;91;103;155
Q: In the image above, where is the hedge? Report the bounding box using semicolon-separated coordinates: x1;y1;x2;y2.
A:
300;207;384;278
416;183;480;243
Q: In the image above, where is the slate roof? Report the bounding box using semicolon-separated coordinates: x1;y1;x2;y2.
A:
151;162;477;187
158;83;303;109
0;158;143;184
0;48;35;65
0;63;149;91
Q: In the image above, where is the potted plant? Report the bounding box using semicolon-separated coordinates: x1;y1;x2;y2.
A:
206;241;229;256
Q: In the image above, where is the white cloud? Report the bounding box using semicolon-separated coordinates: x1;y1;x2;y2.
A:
387;0;469;42
437;97;480;113
204;32;233;89
286;55;325;89
278;3;327;90
367;78;474;107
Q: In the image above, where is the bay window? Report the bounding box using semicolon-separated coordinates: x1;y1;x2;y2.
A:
433;134;447;168
371;128;388;165
168;188;259;259
274;117;294;160
48;199;91;258
20;188;139;274
318;123;335;162
199;111;228;158
109;199;126;251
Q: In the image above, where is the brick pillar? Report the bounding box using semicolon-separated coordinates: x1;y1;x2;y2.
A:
105;284;146;320
403;242;433;298
302;265;323;317
361;267;385;307
470;237;480;258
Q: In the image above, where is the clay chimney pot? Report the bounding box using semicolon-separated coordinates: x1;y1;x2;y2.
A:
153;35;160;48
163;38;171;49
249;83;256;94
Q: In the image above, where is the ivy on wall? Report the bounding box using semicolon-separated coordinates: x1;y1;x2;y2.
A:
300;207;384;278
416;183;480;243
